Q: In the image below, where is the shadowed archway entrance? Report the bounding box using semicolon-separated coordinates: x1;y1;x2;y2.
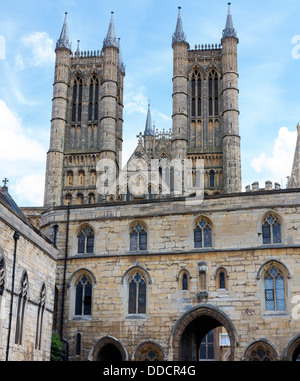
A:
88;336;128;361
171;304;239;361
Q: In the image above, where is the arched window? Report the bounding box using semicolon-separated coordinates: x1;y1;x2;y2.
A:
128;272;146;314
209;171;215;188
130;223;147;251
66;171;73;186
178;269;190;291
88;193;96;204
75;274;92;316
35;284;46;350
264;266;285;311
194;218;212;248
215;267;228;289
72;76;83;123
262;213;281;244
78;170;85;186
76;193;84;205
134;342;165;361
65;194;72;206
15;272;28;345
88;75;99;122
208;70;219;116
77;226;94;254
244;341;278;361
191;71;202;118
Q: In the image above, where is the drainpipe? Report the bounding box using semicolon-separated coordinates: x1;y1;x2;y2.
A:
6;231;19;361
60;205;70;360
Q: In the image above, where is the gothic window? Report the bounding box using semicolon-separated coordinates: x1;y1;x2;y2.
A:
209;171;215;188
199;329;214;361
75;274;92;316
244;341;277;361
65;194;72;205
128;272;147;314
194;218;212;248
76;193;84;205
134;342;165;361
130;223;147;251
215;267;228;289
88;193;96;204
191;71;202;118
88;75;100;122
90;170;97;185
72;76;83;123
15;272;28;345
77;226;94;254
208;70;219;116
78;170;85;186
66;171;73;186
264;266;286;311
35;284;46;350
262;213;281;244
182;273;188;290
209;97;213;116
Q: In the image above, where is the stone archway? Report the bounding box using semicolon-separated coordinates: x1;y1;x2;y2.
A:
88;336;128;361
284;334;300;361
171;304;239;361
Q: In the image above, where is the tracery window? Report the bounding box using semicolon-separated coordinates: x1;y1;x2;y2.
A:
72;76;83;123
208;70;219;116
194;218;212;248
15;272;28;345
264;266;285;311
77;226;94;254
130;223;147;251
128;272;146;314
191;71;201;117
135;342;165;361
88;75;99;121
35;284;46;350
75;274;92;316
262;213;281;244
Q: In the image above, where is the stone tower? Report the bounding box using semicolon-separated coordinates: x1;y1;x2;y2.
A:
44;12;125;207
171;4;241;194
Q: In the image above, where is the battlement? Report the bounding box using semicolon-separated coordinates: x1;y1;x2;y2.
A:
71;50;103;59
190;43;222;51
245;181;281;193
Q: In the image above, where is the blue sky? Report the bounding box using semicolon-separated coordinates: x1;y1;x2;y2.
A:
0;0;299;206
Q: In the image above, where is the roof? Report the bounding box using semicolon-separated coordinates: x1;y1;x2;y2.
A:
0;186;28;220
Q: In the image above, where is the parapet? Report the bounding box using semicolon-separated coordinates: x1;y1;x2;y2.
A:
245;181;281;192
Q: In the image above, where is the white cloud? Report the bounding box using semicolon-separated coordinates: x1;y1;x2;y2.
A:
21;31;55;67
11;173;45;206
0;99;46;162
0;99;46;205
251;126;297;182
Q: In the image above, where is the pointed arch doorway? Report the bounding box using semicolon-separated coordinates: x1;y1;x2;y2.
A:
171;305;239;361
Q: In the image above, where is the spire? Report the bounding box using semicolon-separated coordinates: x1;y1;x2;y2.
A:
56;12;71;51
75;40;80;56
222;3;238;39
118;38;125;74
172;7;187;44
144;102;154;136
103;12;119;49
288;123;300;188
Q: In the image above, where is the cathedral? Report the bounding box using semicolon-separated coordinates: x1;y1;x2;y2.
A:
2;3;300;361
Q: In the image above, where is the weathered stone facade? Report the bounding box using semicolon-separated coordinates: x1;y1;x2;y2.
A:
41;188;300;361
37;5;300;362
0;189;57;361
